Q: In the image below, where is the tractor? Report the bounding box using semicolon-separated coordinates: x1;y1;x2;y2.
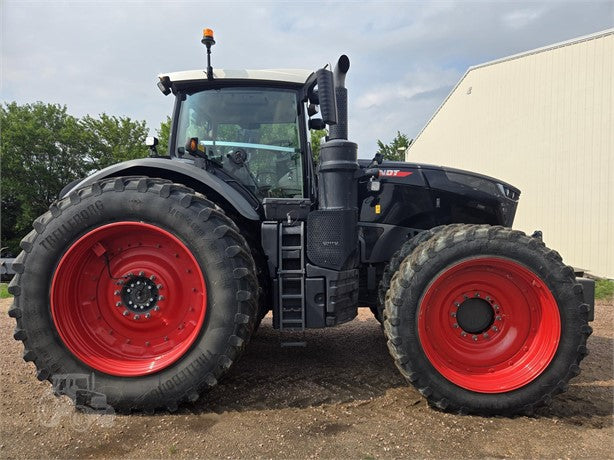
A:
9;29;594;415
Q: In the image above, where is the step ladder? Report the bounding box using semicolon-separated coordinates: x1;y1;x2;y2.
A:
277;222;306;342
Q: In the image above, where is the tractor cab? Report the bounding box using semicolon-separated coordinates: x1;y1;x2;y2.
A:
160;72;313;201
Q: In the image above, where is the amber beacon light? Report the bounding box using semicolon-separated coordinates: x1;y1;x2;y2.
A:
201;28;216;80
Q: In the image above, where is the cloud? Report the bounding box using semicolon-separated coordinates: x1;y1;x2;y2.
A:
2;0;612;157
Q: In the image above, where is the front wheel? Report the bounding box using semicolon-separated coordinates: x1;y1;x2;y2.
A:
384;225;591;415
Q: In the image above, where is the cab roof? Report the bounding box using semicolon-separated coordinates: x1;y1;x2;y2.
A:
159;68;313;85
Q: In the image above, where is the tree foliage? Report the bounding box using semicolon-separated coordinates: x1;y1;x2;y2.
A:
0;102;148;255
80;113;148;168
310;129;327;164
157;116;172;155
376;131;411;161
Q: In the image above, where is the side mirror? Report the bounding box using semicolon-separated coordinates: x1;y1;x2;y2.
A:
308;118;326;130
146;136;159;157
315;68;337;126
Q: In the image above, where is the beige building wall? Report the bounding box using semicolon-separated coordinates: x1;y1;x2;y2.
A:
407;30;614;278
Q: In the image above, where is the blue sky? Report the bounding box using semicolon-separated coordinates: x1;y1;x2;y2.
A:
2;1;612;157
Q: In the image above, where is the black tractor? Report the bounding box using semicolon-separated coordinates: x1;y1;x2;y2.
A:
9;29;594;415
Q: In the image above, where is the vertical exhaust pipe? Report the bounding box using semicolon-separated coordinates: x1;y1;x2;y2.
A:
310;54;359;271
328;55;350;141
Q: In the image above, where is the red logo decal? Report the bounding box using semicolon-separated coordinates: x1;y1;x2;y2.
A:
379;169;413;178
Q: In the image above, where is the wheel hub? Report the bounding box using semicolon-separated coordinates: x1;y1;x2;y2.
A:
456;297;494;334
119;274;160;314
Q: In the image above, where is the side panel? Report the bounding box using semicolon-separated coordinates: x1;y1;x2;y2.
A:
358;166;437;229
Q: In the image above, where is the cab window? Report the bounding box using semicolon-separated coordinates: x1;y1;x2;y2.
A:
176;87;303;199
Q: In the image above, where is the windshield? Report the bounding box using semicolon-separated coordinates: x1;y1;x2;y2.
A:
176;87;303;199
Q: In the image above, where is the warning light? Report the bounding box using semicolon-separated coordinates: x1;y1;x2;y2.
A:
203;28;214;39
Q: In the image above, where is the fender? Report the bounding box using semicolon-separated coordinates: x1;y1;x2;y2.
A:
62;158;261;221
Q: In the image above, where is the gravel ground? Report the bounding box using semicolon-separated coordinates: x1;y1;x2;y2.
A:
1;298;612;459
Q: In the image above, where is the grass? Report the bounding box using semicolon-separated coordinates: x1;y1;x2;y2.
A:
595;278;614;301
0;283;11;299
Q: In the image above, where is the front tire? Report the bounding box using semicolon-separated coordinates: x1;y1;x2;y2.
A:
384;225;591;415
9;177;258;412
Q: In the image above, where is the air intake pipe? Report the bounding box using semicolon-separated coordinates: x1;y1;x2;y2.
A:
328;55;350;141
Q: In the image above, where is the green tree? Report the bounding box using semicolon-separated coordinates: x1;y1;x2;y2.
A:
376;131;411;161
80;113;148;168
310;129;327;164
1;102;91;255
157;116;171;155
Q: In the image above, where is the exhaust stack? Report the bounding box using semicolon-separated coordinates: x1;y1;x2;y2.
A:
328;55;350;141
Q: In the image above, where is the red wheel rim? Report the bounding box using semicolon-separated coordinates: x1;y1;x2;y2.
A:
418;257;560;393
51;222;207;377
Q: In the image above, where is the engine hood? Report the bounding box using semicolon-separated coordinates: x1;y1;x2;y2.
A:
357;159;521;229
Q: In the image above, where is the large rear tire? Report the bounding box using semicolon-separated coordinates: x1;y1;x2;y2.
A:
8;177;258;412
384;224;591;415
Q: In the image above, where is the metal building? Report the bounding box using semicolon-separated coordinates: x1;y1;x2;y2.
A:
407;29;614;278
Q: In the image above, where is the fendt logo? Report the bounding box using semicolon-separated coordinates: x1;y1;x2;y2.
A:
380;170;413;178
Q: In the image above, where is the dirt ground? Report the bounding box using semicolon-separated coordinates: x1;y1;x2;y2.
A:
1;297;612;459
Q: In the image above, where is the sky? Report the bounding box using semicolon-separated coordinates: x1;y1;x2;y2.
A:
2;1;613;157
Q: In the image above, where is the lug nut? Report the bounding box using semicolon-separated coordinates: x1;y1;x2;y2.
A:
461;332;467;337
115;302;122;307
472;335;478;341
145;313;151;319
123;310;130;316
156;284;162;290
450;312;456;317
139;271;145;276
454;302;460;307
114;290;120;296
483;333;489;338
150;275;156;281
474;292;480;297
154;306;160;312
159;296;165;301
496;315;502;321
453;323;459;328
492;326;499;332
134;314;140;320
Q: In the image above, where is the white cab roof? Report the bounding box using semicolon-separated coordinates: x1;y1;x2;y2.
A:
160;68;313;85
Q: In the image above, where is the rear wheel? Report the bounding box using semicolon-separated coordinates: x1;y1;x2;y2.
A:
9;177;258;412
384;225;591;415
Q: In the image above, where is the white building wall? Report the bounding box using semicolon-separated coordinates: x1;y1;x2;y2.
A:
407;30;614;278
